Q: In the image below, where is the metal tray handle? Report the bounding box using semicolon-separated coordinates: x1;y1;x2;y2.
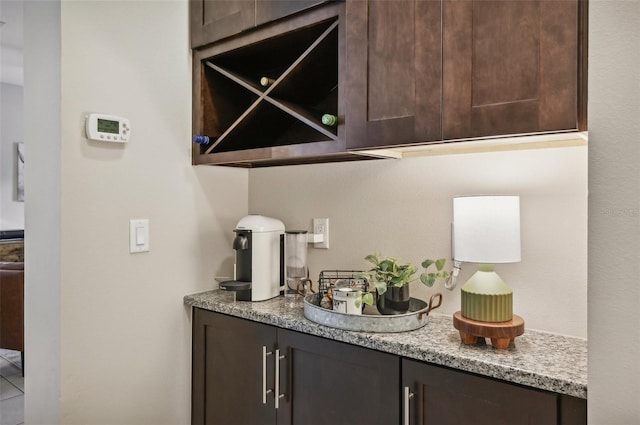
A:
417;293;443;320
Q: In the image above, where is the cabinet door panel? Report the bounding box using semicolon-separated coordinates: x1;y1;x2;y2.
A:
277;329;399;425
190;0;255;48
346;0;442;149
256;0;327;27
443;0;578;139
192;309;277;425
402;359;557;425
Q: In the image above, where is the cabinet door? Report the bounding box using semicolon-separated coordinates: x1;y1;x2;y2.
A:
402;359;557;425
276;329;400;425
443;0;579;139
346;0;442;149
190;0;255;48
192;308;277;425
256;0;327;27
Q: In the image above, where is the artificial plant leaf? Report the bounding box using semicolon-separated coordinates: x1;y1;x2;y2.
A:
362;292;374;306
435;258;446;271
374;280;387;295
380;260;391;272
355;271;370;281
365;254;379;265
420;273;436;287
422;259;435;269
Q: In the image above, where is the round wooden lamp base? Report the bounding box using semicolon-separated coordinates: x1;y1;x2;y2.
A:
453;311;525;349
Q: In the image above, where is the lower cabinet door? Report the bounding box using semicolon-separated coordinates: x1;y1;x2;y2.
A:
276;329;400;425
192;308;277;425
402;359;558;425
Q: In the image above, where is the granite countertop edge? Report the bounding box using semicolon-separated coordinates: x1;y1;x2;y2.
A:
184;290;587;399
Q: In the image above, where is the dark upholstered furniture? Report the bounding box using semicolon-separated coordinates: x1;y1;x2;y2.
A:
0;262;24;364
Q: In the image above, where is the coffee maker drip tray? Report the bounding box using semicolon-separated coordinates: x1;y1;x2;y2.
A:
219;280;252;301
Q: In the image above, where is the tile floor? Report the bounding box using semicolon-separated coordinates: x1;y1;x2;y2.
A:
0;349;23;425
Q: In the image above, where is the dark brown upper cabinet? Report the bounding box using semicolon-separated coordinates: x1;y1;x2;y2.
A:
190;0;329;48
442;0;584;140
191;0;587;166
345;0;443;150
192;3;359;167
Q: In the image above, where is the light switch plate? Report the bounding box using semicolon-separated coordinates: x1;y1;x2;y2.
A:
129;219;149;253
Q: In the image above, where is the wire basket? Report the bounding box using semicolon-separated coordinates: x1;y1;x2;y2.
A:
317;270;369;302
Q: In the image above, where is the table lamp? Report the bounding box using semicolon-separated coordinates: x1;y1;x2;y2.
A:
453;195;521;322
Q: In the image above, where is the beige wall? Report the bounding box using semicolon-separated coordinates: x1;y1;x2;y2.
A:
25;1;248;423
588;1;640;423
250;146;588;337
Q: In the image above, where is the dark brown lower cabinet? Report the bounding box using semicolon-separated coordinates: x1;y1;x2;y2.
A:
192;308;586;425
276;328;399;425
192;308;399;425
402;359;586;425
192;307;277;424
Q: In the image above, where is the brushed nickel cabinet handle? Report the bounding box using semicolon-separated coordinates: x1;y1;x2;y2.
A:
274;348;286;409
262;346;273;404
404;386;415;425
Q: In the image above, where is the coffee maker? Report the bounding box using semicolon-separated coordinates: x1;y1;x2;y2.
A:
220;215;285;301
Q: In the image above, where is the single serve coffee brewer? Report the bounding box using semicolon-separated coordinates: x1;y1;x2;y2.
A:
220;215;322;301
220;215;285;301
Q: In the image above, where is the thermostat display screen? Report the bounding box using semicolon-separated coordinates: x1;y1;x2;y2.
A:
97;118;119;134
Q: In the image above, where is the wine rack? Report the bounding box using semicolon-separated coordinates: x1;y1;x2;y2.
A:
193;4;353;166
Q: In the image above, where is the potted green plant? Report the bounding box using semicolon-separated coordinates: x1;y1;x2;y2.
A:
359;254;450;315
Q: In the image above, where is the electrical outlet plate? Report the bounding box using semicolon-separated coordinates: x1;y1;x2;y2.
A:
313;218;329;249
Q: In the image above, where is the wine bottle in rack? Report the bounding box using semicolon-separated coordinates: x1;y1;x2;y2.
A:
193;135;212;145
321;114;338;127
260;77;275;87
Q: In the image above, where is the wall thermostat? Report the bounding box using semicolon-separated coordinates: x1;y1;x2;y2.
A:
85;113;131;143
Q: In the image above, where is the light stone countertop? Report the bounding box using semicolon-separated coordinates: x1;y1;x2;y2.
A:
184;289;587;399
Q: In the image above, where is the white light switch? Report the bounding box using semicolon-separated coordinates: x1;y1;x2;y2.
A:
130;219;149;253
135;226;145;245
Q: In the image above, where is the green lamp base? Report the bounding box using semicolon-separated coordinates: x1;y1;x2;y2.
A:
460;264;513;322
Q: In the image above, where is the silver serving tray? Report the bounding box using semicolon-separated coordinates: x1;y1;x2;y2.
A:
303;293;442;333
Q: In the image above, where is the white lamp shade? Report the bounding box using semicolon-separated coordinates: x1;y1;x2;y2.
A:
453;195;521;263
